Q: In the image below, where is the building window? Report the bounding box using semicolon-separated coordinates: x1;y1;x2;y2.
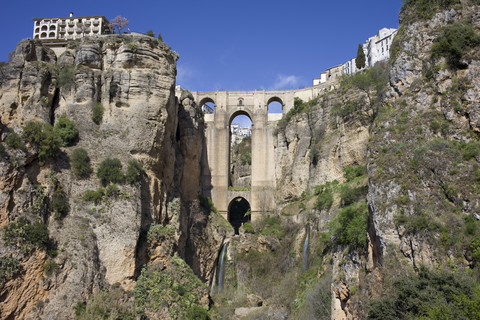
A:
49;32;55;38
41;32;47;38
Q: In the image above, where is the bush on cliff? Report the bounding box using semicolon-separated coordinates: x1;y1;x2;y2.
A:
5;131;26;152
432;22;480;69
0;256;21;288
92;103;104;125
367;266;480;320
70;148;93;179
401;0;461;21
54;115;78;146
96;158;124;186
125;159;143;184
2;218;49;253
22;121;62;165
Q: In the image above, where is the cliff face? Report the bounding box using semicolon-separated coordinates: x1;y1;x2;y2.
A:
0;35;227;319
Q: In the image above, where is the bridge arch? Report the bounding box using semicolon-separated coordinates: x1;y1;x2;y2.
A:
267;96;284;106
267;96;284;113
228;109;253;126
228;196;251;234
199;97;215;114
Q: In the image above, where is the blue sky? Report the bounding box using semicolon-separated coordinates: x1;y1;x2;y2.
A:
1;0;402;92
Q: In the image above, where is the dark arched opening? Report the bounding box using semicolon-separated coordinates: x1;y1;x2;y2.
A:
267;96;283;113
199;97;215;114
229;111;252;189
228;197;251;235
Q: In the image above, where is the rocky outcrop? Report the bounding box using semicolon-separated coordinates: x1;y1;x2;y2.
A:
274;89;373;203
0;34;224;319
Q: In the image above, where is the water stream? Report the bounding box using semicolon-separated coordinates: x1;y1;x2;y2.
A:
217;241;229;294
303;224;310;272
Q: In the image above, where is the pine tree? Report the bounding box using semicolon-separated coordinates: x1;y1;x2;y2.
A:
356;44;366;69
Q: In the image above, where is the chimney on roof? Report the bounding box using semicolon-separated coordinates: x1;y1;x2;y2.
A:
69;12;74;17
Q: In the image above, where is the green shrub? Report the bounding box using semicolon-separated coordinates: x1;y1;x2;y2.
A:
134;255;207;318
83;188;105;205
401;0;461;21
5;132;26;151
0;256;21;288
431;22;480;69
70;148;93;179
105;184;120;198
52;186;69;220
96;158;124;186
56;66;75;89
339;185;368;207
74;287;135;320
73;301;86;317
340;63;389;105
242;222;255;234
367;266;480;320
343;165;366;182
258;215;285;238
315;188;333;211
92;103;104;125
22;121;61;165
314;181;338;211
199;195;218;214
2;218;49;251
330;201;368;249
276;97;318;132
125;159;143;184
43;260;59;276
146;30;155;37
54;115;78;146
394;213;439;234
184;305;209;320
147;224;175;242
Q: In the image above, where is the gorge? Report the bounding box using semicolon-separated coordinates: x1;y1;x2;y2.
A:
1;1;480;319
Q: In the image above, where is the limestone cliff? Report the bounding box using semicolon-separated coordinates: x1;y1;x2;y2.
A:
0;34;227;319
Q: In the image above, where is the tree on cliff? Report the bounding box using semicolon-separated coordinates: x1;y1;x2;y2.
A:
110;16;129;34
356;44;366;69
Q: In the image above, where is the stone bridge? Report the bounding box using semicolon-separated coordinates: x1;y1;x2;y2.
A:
189;84;333;221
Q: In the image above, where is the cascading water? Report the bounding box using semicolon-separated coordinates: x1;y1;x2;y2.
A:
217;241;229;294
303;224;310;272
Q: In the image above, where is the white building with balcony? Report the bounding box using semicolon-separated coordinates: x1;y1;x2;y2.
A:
33;13;111;41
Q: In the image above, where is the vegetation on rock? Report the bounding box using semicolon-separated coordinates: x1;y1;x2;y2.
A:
70;148;93;179
97;158;124;186
2;218;49;253
54;115;78;146
134;255;208;319
431;22;480;69
22;121;62;165
0;256;21;288
92;103;104;125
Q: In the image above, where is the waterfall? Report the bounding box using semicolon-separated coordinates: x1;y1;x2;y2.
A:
303;224;310;272
217;241;229;294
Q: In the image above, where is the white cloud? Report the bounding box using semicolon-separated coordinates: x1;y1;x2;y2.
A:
270;74;302;90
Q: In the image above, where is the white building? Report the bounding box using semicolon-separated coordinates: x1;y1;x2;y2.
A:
231;123;251;143
343;57;357;75
314;27;397;83
33;13;111;41
363;27;397;68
